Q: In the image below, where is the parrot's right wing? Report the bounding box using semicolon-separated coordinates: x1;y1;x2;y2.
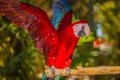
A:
52;0;73;31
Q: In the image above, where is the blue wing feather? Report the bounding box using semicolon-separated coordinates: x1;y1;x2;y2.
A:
52;0;72;29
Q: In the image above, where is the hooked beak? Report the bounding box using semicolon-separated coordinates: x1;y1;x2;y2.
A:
78;30;86;37
78;24;90;38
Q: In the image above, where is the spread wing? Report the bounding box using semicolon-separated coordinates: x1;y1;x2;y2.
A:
52;0;73;31
0;0;58;52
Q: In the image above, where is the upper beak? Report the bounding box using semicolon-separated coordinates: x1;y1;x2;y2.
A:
78;24;90;38
78;30;86;37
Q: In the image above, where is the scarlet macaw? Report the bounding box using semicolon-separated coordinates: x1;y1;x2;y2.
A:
0;0;90;79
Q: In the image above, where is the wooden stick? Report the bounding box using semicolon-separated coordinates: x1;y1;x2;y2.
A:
45;66;120;77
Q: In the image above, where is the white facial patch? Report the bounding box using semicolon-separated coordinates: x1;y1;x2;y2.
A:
73;23;90;37
73;24;83;37
83;24;90;37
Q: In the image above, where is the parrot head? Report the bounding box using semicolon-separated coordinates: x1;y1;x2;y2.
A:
73;20;90;38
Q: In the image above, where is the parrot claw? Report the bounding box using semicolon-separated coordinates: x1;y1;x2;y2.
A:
46;66;55;77
54;67;71;75
55;68;61;75
64;67;71;75
50;66;55;77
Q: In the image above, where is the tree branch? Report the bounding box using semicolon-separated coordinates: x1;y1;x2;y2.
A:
45;66;120;77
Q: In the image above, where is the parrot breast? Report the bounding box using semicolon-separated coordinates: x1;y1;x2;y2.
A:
53;24;79;69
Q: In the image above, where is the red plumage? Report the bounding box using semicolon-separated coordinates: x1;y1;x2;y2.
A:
0;0;90;70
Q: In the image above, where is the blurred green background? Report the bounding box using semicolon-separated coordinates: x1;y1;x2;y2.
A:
0;0;120;80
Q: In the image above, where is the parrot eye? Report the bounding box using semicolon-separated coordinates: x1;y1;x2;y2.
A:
74;24;80;29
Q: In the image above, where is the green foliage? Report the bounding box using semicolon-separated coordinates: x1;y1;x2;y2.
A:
71;33;95;68
0;16;44;80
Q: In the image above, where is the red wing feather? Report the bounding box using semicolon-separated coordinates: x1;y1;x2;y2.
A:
57;11;72;31
0;1;35;28
0;0;58;54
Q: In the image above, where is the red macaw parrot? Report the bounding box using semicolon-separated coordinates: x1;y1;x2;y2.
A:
0;0;90;79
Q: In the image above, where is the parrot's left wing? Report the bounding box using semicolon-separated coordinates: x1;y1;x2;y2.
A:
52;0;73;31
0;0;59;54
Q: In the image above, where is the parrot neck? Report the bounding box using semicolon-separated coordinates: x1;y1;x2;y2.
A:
60;24;79;46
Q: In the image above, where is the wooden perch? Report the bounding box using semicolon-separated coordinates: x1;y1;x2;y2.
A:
45;66;120;77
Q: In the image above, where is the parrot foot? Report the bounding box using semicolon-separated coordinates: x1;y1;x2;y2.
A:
54;67;71;76
46;67;71;78
54;68;61;75
50;66;55;77
63;67;71;79
64;67;71;75
46;66;55;77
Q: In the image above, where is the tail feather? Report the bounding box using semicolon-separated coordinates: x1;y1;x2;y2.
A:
42;74;47;80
